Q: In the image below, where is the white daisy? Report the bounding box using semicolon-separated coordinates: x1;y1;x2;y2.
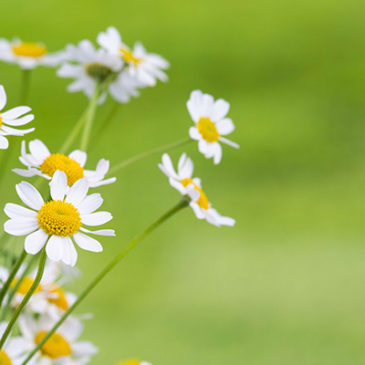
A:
0;38;66;69
97;26;169;87
159;153;235;227
0;85;34;149
187;90;239;164
0;322;33;365
3;170;115;266
13;139;116;187
117;359;152;365
57;40;123;103
19;314;97;365
8;261;77;319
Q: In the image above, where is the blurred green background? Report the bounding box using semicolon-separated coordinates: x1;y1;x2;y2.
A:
1;0;365;364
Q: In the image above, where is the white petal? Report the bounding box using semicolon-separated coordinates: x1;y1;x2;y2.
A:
78;194;103;215
73;232;103;252
69;150;87;167
24;229;48;254
216;118;235;135
210;98;230;122
81;211;112;226
46;236;65;263
0;85;6;110
16;181;44;210
62;237;78;266
0;135;9;149
189;127;201;140
4;219;39;236
80;227;115;236
50;170;68;201
219;137;240;149
66;178;89;207
4;203;37;220
3;114;34;127
73;341;98;356
28;139;51;161
1;106;31;120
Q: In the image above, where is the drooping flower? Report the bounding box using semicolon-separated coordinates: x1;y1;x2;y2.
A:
4;170;115;266
57;40;124;103
0;85;34;149
0;322;33;365
117;359;152;365
159;153;235;227
187;90;239;164
19;314;97;364
0;38;66;69
97;26;169;87
13;139;116;187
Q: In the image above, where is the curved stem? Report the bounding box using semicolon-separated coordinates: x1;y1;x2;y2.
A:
80;84;100;152
0;250;46;349
110;138;192;174
0;250;27;307
21;198;189;365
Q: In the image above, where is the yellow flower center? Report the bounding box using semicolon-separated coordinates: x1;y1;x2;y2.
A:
0;115;2;127
197;117;220;143
118;359;141;365
0;350;12;365
40;153;84;186
38;200;81;237
181;178;209;210
120;49;141;65
11;276;42;295
12;42;47;58
35;331;72;359
48;286;69;311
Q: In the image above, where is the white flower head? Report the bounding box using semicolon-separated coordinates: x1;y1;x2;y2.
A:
57;40;123;104
159;153;235;227
19;314;98;364
187;90;239;164
0;38;67;69
13;139;116;188
4;170;116;266
8;261;77;319
0;322;33;365
97;26;169;87
0;85;34;149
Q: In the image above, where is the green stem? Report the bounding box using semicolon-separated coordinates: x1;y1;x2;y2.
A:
110;138;192;174
80;84;100;152
0;250;27;307
0;250;46;349
21;198;189;365
19;69;31;104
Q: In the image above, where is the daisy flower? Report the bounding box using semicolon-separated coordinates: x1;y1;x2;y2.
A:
13;139;116;187
4;170;115;266
8;261;76;319
57;40;123;103
187;90;239;164
0;85;34;149
159;153;235;227
0;322;32;365
19;314;97;364
117;359;152;365
97;26;169;87
0;38;66;69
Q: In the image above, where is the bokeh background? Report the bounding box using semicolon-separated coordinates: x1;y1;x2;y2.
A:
1;0;365;364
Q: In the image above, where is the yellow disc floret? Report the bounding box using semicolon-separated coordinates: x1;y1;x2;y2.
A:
40;153;84;186
120;49;141;65
38;200;81;237
35;331;72;359
11;276;42;295
0;350;12;365
118;359;141;365
12;42;47;58
197;117;220;143
47;286;69;311
181;178;209;210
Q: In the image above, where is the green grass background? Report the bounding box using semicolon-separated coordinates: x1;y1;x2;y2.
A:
1;0;365;363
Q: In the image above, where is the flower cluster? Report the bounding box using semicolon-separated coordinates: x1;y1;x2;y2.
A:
0;25;238;365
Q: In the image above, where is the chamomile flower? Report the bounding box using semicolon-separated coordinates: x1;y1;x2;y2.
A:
159;153;235;227
187;90;239;164
57;40;123;103
13;139;116;187
97;26;169;87
9;261;76;319
19;314;97;365
0;38;66;69
4;170;115;266
0;322;32;365
117;359;152;365
0;85;34;149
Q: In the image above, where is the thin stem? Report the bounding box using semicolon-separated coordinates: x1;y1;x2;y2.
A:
0;250;27;307
80;84;100;152
0;250;46;349
21;198;189;365
19;69;31;104
110;138;192;174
